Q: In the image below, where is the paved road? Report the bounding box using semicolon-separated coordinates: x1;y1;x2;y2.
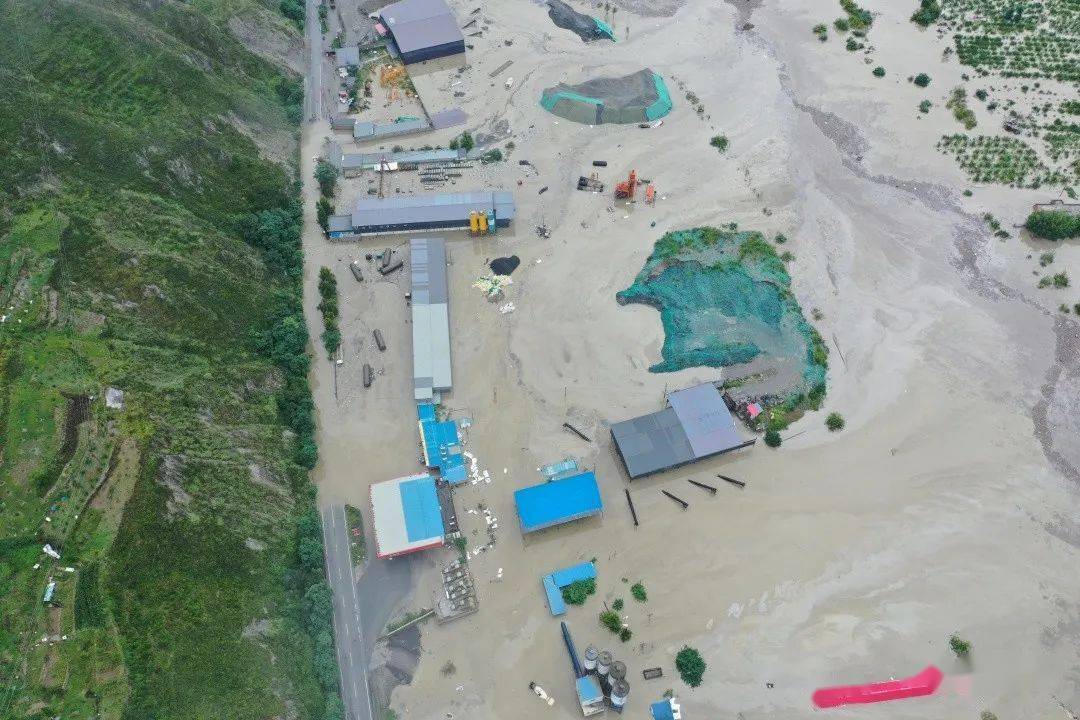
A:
322;504;416;720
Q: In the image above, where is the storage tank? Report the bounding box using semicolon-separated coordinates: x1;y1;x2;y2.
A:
597;651;612;677
362;364;373;388
469;211;480;233
582;646;598;672
609;660;626;681
477;211;489;233
610;679;630;708
381;248;393;268
349;261;364;282
485;208;496;234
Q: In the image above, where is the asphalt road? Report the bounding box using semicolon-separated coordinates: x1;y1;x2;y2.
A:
322;504;415;720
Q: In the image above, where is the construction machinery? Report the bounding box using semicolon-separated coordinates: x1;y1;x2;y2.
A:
577;173;604;192
644;184;656;204
614;170;637;201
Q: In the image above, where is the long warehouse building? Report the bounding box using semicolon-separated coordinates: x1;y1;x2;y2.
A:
351;191;514;235
411;238;451;401
610;382;755;479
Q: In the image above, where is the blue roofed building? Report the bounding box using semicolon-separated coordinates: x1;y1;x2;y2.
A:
417;402;467;484
514;471;603;534
541;561;597;616
370;473;449;558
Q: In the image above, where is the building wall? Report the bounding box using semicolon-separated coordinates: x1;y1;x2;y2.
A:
400;40;466;65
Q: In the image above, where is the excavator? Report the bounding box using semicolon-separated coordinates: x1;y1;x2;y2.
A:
614;169;637;201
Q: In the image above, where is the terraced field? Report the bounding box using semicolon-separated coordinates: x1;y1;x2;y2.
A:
0;2;334;719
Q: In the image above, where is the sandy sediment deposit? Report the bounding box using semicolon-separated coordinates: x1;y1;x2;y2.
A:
300;0;1080;717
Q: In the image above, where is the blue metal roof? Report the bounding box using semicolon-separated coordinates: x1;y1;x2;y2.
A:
550;561;596;588
651;699;676;720
417;403;468;485
543;575;566;616
576;676;603;704
399;476;444;542
514;471;602;533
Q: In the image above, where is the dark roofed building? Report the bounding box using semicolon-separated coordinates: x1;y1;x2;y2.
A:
379;0;465;65
610;383;753;479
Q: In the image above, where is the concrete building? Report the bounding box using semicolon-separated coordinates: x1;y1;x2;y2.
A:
333;46;361;67
411;238;451;401
379;0;465;65
351;191;514;235
610;382;754;479
341;148;464;174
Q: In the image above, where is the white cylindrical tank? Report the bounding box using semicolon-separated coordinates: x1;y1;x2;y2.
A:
610;679;630;707
597;651;612;677
609;660;626;681
583;646;599;672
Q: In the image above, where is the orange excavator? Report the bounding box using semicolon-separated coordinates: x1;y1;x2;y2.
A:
614;169;637;201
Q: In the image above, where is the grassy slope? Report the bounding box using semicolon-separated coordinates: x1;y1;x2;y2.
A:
0;2;324;719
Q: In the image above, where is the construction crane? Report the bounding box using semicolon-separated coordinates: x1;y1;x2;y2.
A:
614;169;637;201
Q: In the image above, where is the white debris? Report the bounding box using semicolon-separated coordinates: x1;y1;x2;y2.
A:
63;567;75;573
105;386;125;410
499;302;516;314
42;544;60;560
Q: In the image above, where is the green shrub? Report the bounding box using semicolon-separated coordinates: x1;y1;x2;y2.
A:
812;23;828;35
315;160;338;197
833;18;849;32
631;582;647;602
314;631;340;691
948;633;971;658
919;100;932;113
619;627;633;642
872;66;886;77
845;37;864;51
910;0;940;26
710;135;729;152
279;0;305;27
612;598;624;611
913;73;931;87
1026;211;1080;240
561;578;596;605
1039;252;1055;267
599;610;622;633
480;148;503;163
675;646;707;687
825;412;845;431
839;0;873;28
324;693;346;720
316;197;333;232
764;429;781;447
974;89;988;101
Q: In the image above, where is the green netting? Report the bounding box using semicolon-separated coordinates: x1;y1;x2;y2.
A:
593;18;616;41
616;228;826;399
645;73;672;121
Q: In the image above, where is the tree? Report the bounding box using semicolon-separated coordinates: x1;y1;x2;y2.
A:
599;610;621;633
299;537;326;571
948;633;971;658
631;582;647;602
561;579;596;605
911;0;941;26
872;66;886;77
764;429;781;447
323;692;346;720
316;197;333;232
314;160;338;197
675;646;707;687
709;135;729;153
314;631;340;690
305;582;334;634
833;17;849;32
913;73;931;87
1026;210;1080;240
825;412;845;431
619;627;633;642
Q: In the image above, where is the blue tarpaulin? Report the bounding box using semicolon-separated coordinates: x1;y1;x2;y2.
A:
543;575;566;616
514;472;602;533
399;476;444;542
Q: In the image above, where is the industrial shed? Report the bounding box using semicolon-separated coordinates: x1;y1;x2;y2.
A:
610;383;753;479
379;0;466;65
326;214;357;240
411;238;452;401
369;474;448;558
351;191;515;235
514;471;603;533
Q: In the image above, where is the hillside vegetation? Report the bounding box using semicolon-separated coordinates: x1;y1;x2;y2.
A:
0;2;335;719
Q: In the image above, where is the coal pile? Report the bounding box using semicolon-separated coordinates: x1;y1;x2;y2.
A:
546;0;614;42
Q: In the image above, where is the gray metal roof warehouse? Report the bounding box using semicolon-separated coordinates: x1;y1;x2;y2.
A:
610;383;754;479
379;0;466;65
411;238;451;401
350;191;515;234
